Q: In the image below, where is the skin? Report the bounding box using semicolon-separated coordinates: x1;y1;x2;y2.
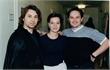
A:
91;39;109;62
23;9;39;34
68;10;83;30
47;17;61;39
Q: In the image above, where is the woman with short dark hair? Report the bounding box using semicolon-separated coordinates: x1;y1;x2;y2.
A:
40;13;67;70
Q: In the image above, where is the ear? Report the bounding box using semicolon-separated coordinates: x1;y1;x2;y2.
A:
48;23;50;30
81;17;83;22
23;18;24;21
48;23;50;27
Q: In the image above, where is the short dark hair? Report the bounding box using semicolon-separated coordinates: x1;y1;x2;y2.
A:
47;13;63;24
67;7;84;18
19;5;42;25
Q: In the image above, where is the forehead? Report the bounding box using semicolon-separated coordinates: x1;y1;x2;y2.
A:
26;9;37;15
70;10;80;16
50;17;60;21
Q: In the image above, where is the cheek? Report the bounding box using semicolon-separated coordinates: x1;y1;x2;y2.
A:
79;19;82;23
36;20;38;23
35;18;39;21
25;19;30;22
58;25;61;28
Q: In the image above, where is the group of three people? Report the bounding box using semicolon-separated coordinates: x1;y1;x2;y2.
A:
3;4;109;69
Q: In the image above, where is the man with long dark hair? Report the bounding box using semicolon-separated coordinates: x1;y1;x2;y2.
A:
3;5;43;69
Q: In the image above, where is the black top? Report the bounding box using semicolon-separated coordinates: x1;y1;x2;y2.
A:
3;24;43;69
40;34;67;66
65;37;100;66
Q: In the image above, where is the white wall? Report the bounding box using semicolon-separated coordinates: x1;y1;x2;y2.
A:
18;0;64;32
0;0;2;68
0;0;16;69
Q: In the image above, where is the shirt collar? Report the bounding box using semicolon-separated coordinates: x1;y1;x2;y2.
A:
72;25;84;32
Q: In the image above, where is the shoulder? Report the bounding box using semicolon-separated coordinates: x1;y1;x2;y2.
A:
83;26;96;32
83;26;94;29
58;35;67;40
9;29;21;41
9;29;23;41
40;34;47;37
40;34;47;40
63;28;71;32
33;29;40;36
62;28;72;34
7;31;24;51
9;26;27;43
59;35;67;38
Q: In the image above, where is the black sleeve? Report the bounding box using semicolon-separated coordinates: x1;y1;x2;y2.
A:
63;37;68;62
3;34;24;69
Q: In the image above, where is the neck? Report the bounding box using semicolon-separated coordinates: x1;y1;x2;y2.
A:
47;31;59;39
72;24;82;30
23;26;33;34
28;29;33;34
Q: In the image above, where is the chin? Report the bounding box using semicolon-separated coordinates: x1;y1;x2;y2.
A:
29;26;35;29
52;31;58;33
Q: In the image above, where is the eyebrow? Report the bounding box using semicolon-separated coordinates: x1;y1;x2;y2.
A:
27;14;38;16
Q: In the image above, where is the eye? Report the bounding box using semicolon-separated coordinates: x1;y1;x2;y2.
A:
50;22;54;24
28;15;31;18
76;17;79;18
35;15;38;18
57;22;60;24
76;16;81;19
69;16;73;19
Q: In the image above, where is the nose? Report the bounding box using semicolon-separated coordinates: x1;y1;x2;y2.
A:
53;24;57;27
31;17;35;22
73;18;76;21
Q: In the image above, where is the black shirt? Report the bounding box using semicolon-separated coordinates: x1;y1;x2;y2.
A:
40;34;67;66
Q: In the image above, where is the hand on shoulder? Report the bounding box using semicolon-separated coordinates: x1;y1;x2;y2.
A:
37;30;47;36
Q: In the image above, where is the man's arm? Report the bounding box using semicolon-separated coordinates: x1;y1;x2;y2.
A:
37;30;47;36
37;30;63;36
4;35;24;69
91;39;109;62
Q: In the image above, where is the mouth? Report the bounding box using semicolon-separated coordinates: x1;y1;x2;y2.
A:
72;22;77;25
30;23;35;25
53;28;58;29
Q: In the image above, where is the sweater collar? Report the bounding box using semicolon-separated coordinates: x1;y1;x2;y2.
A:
72;25;84;32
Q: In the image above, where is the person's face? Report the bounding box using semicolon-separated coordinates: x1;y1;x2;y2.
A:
68;10;83;29
23;9;38;30
48;17;61;33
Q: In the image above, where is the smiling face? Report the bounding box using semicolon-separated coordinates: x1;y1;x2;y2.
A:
23;9;38;30
48;17;61;33
68;10;83;29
